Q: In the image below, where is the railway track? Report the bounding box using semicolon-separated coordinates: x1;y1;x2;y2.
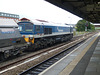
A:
19;38;84;75
0;32;97;75
0;37;77;71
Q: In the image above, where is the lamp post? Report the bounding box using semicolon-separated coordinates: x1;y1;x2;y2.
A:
85;21;88;31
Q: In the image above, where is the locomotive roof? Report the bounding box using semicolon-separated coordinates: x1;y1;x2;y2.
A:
30;20;71;27
0;19;18;27
20;18;73;27
30;19;43;25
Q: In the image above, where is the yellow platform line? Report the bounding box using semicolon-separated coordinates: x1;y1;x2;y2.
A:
59;33;100;75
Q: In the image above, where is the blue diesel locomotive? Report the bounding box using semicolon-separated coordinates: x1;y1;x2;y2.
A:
18;18;73;49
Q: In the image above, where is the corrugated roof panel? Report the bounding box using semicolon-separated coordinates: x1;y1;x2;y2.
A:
0;19;18;27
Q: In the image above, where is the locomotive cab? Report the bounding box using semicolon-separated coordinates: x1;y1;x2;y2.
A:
18;18;35;44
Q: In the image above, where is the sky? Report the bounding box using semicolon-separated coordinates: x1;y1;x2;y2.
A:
0;0;82;24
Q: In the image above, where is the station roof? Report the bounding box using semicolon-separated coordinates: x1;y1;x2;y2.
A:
0;19;18;27
45;0;100;23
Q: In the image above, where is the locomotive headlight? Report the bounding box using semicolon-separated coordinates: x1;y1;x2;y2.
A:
23;35;25;38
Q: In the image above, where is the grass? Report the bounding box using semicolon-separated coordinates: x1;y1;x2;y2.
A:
73;31;89;36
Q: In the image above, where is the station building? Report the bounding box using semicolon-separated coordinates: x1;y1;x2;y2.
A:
0;12;19;22
94;24;100;30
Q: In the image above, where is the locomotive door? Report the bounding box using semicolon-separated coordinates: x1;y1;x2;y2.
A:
40;25;44;36
35;25;44;37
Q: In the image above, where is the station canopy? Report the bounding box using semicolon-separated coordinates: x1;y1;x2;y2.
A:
45;0;100;23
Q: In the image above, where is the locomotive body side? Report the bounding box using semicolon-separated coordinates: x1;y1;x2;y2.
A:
33;23;73;38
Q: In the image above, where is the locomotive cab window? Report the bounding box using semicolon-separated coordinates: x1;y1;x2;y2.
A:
35;25;40;32
25;24;33;32
18;23;25;32
18;26;22;31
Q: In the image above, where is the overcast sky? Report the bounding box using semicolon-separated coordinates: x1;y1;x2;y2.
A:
0;0;82;24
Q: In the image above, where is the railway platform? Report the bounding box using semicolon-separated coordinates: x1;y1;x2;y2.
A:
39;33;100;75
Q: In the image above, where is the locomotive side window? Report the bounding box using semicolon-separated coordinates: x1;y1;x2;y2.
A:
25;24;33;32
44;28;48;34
18;23;24;32
36;25;40;32
44;28;52;34
49;28;52;34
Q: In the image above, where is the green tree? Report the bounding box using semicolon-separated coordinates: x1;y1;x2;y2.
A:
76;20;86;31
76;19;95;31
89;23;95;31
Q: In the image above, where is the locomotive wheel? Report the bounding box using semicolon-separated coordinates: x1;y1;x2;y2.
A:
41;41;47;48
4;51;10;58
0;53;5;61
61;38;64;42
44;42;47;47
49;39;53;45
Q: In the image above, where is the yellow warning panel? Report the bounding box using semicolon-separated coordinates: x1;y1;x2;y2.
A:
24;38;29;42
31;38;34;44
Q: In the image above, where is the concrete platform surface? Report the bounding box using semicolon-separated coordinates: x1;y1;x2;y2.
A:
39;33;100;75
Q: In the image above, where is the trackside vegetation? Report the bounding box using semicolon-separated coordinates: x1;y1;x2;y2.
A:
76;20;95;31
